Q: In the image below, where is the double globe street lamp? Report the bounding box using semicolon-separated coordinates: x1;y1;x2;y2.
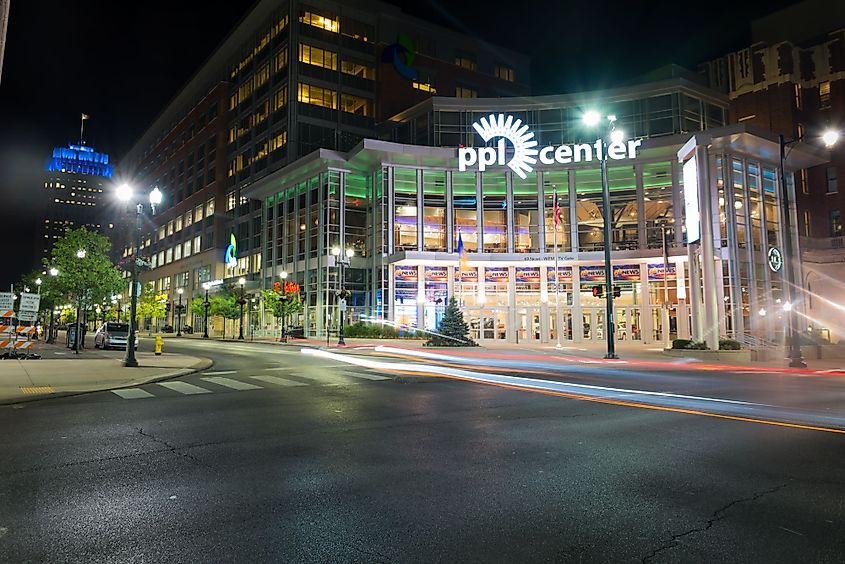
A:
116;183;162;367
237;277;247;340
176;288;184;337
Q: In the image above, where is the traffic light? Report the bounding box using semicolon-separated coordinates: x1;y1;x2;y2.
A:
165;302;172;313
613;285;621;298
592;285;603;298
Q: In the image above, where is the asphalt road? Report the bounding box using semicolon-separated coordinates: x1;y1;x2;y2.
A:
1;338;844;563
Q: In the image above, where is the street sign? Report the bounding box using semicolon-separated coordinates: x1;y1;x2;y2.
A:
767;247;784;272
0;292;14;311
17;311;37;322
19;293;40;313
339;298;347;313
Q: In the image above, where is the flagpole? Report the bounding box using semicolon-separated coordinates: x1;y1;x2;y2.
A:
80;114;84;145
554;188;562;349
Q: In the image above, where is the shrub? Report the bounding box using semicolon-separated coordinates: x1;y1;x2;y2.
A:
343;321;422;339
686;340;709;350
719;338;742;350
671;339;692;349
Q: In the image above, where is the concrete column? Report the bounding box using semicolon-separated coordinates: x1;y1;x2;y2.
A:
507;266;516;343
572;266;583;343
640;263;651;344
539;265;550;343
698;146;720;350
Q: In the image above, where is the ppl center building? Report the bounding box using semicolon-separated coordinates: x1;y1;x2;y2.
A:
245;76;826;345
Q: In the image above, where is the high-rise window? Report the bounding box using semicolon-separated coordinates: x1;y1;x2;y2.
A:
272;48;289;74
826;167;838;194
393;168;417;251
298;83;337;109
456;86;477;98
206;198;215;217
831;210;843;237
793;83;802;110
270;129;287;152
412;81;436;93
341;60;374;79
801;169;809;194
819;81;831;109
803;210;811;237
454;52;477;70
299;44;337;70
340;94;372;116
299;10;338;32
271;85;288;113
494;64;515;82
255;63;270;88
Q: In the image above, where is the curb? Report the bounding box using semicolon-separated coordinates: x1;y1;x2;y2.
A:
0;356;215;406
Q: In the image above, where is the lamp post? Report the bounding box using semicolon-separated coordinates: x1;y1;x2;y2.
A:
176;288;184;337
237;277;246;340
116;183;162;367
332;247;353;346
202;282;211;339
73;249;86;354
583;111;621;358
47;268;58;343
279;271;288;342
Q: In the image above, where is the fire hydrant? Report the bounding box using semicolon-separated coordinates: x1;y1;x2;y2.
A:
155;335;164;356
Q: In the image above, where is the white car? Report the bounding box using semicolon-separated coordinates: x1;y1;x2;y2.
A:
94;322;139;349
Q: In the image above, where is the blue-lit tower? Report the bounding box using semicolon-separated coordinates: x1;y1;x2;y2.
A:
39;141;116;262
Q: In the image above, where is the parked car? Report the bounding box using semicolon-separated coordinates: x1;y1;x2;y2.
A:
94;322;139;350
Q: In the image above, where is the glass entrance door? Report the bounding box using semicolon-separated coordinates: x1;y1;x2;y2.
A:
582;308;606;341
517;309;541;342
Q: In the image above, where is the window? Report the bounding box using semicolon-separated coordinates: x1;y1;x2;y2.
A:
341;60;374;79
184;240;192;258
206;197;215;217
175;271;189;288
271;14;289;38
193;235;201;253
299;44;336;70
174;244;182;261
831;210;843;237
454;53;477;70
298;83;336;109
827;167;838;194
270;129;287;152
455;86;477;98
166;248;173;264
494;64;515;82
272;47;288;74
271;85;288;112
226;191;237;211
794;83;802;110
166;220;174;236
255;63;270;88
801;169;809;194
175;215;183;232
195;204;204;223
299;10;338;32
341;17;373;42
412;81;436;93
820;81;831;109
340;93;372;116
803;210;811;237
158;226;165;240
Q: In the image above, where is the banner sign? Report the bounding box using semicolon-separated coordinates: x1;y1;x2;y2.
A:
516;267;540;293
394;266;418;282
424;266;448;283
394;265;418;302
612;264;640;282
454;267;478;283
647;263;677;281
484;267;509;284
579;265;606;282
546;266;573;284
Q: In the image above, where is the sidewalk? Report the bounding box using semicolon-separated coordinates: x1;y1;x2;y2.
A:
0;340;212;404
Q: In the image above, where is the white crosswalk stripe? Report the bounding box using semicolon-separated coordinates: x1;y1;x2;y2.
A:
158;381;212;395
250;375;308;387
201;376;263;390
344;372;390;381
111;388;154;399
203;370;238;376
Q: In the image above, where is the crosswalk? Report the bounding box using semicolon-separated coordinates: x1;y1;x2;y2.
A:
109;370;391;400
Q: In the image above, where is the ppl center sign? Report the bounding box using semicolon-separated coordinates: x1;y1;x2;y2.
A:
458;113;642;179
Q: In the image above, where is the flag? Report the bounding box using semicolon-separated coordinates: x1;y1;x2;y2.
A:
553;191;562;230
457;230;468;271
81;113;89;120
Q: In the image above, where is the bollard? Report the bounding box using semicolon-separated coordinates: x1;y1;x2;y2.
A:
155;335;164;356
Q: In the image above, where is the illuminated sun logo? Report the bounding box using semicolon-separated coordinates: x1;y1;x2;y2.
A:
472;113;539;179
224;233;237;267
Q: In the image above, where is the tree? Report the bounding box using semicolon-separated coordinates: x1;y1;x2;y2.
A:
45;227;123;307
426;297;476;347
263;282;304;339
210;285;240;338
136;283;166;328
190;297;206;319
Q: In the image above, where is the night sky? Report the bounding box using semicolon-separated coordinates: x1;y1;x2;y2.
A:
0;0;792;287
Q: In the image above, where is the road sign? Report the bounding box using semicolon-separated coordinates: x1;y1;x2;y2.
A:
17;311;37;322
0;292;14;311
19;293;40;312
339;298;347;313
768;247;784;272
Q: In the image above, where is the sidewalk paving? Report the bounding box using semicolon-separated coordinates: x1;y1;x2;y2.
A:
0;340;212;404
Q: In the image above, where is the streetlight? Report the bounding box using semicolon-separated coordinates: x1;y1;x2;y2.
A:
45;268;59;343
76;249;86;259
332;246;354;346
116;183;162;367
72;249;87;354
278;271;289;342
582;110;621;358
822;130;840;148
176;288;184;337
202;282;211;339
49;267;59;277
237;277;246;340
